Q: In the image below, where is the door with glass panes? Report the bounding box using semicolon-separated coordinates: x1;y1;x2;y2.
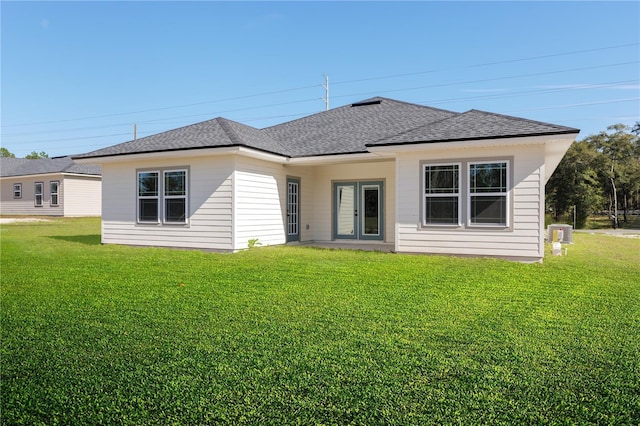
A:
333;181;383;241
286;177;300;242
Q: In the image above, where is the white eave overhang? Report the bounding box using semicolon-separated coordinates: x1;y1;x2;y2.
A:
0;172;100;180
367;134;571;154
286;152;387;165
73;146;289;165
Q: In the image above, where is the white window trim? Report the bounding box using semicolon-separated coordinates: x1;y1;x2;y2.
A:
137;170;160;224
467;160;510;228
34;182;43;207
50;181;60;207
13;183;22;199
137;168;189;225
422;162;462;227
162;169;188;225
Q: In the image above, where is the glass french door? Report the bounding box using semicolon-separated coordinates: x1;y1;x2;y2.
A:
333;181;383;241
287;177;300;242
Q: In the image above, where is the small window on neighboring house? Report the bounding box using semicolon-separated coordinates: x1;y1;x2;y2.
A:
50;181;60;206
34;182;43;207
13;183;22;199
423;163;460;225
468;161;509;226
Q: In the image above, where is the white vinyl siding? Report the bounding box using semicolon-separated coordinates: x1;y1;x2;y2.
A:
0;174;99;216
63;176;102;216
233;157;287;250
101;156;233;250
0;173;101;216
396;144;545;261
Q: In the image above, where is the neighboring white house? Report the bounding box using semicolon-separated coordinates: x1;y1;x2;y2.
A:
73;97;578;262
0;156;102;217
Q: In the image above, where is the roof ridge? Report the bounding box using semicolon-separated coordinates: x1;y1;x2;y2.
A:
372;96;457;115
261;96;456;131
216;117;243;145
220;117;292;156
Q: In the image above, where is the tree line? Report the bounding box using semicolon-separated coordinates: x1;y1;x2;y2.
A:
0;148;49;159
546;122;640;229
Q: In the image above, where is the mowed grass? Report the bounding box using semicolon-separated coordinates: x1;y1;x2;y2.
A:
1;218;639;425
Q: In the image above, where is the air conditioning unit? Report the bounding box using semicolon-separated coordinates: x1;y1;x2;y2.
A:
547;224;573;244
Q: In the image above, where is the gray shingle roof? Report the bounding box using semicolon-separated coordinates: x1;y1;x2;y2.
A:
0;157;101;177
73;117;287;159
368;109;580;147
262;97;458;157
72;97;579;160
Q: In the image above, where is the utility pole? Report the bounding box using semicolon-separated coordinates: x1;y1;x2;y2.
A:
133;123;137;141
321;74;329;111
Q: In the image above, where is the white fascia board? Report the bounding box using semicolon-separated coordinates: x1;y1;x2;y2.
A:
73;146;288;165
60;173;101;179
286;152;385;166
367;134;563;155
236;147;288;164
0;172;64;180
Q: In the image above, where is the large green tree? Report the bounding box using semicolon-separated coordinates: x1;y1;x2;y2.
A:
547;124;639;228
546;141;603;228
24;151;49;159
585;124;639;228
0;147;16;157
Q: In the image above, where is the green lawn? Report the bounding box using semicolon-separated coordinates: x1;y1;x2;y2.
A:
1;218;639;425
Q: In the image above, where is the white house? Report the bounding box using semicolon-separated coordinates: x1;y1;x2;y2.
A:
73;97;578;262
0;156;101;217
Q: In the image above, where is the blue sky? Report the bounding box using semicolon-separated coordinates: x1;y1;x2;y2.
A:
2;1;638;158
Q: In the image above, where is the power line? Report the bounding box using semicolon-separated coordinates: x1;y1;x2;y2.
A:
419;80;639;106
331;61;639;101
8;74;634;140
331;42;639;86
501;98;640;114
3;42;637;129
0;84;321;128
7;78;638;145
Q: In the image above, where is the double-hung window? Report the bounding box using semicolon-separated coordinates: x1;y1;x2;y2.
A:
423;163;460;225
138;171;159;222
13;183;22;199
164;170;187;223
50;181;60;206
468;161;508;226
137;169;188;224
34;182;43;207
